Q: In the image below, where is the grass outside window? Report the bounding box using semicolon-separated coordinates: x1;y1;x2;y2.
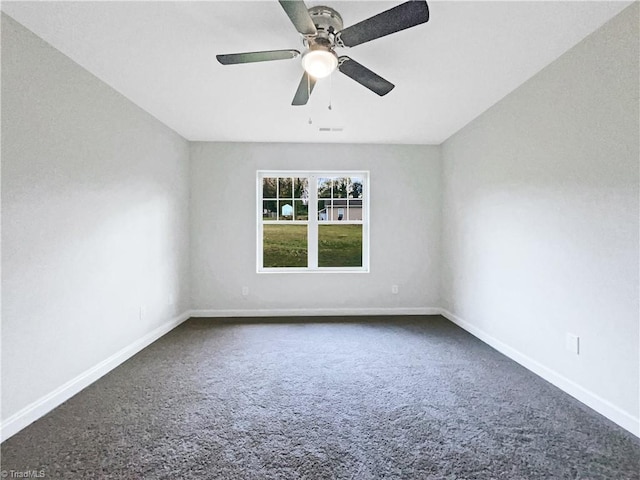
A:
263;224;308;268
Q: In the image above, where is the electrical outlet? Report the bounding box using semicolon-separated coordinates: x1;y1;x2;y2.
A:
242;286;250;296
168;294;174;306
139;305;147;321
391;285;399;295
565;333;580;355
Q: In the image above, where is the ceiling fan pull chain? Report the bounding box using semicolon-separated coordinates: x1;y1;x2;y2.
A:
328;72;333;111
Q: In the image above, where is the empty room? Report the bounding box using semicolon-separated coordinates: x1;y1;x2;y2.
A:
1;1;639;478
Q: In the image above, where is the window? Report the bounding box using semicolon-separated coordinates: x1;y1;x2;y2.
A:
257;171;369;272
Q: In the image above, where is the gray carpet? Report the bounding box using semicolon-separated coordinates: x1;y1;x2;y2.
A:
1;315;639;479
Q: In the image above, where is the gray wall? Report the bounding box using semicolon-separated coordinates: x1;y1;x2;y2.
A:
1;14;191;424
190;142;441;315
441;4;639;433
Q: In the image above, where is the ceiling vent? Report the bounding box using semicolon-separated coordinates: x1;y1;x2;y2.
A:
319;127;344;132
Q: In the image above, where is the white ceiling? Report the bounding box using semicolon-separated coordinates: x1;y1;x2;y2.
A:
2;1;633;144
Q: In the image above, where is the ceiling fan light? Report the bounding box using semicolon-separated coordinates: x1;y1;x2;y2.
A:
301;49;338;79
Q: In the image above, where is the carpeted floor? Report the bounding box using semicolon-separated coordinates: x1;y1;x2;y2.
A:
1;315;639;479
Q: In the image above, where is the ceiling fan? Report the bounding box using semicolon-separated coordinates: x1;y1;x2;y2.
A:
216;0;430;106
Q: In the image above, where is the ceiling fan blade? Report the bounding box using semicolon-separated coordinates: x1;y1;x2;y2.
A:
337;1;429;48
216;49;300;65
279;0;317;36
292;71;317;105
338;57;395;96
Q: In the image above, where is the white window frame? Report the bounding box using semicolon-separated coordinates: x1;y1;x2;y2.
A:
257;170;370;273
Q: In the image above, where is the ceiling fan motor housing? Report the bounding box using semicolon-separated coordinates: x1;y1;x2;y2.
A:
306;6;343;49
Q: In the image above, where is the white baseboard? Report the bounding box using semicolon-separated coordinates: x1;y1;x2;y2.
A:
1;311;191;443
439;308;640;438
189;307;441;318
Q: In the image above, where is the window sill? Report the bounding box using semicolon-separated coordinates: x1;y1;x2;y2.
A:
257;267;369;274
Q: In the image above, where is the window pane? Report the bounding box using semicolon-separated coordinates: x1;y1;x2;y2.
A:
334;200;348;220
263;200;277;220
318;224;363;267
279;201;294;220
263;224;307;268
294;178;308;199
294;200;308;220
318;199;330;221
334;177;349;198
279;178;292;198
349;178;363;199
263;178;278;199
346;199;363;221
318;178;332;198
